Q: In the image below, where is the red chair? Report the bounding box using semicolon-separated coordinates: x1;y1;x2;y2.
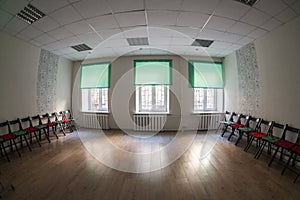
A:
62;110;76;132
218;111;235;135
221;112;238;137
244;119;274;153
0;121;21;162
21;116;49;143
40;113;58;140
236;116;261;146
268;125;300;167
227;114;247;141
282;144;300;183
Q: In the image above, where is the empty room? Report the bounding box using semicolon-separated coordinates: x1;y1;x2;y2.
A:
0;0;300;199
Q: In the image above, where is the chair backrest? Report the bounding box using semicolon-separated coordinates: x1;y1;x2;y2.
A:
0;121;11;135
247;116;261;130
271;122;288;139
63;110;73;120
48;113;57;123
283;125;300;143
55;112;64;121
235;113;246;124
40;113;49;125
257;119;273;134
20;116;34;129
8;118;22;133
31;115;42;126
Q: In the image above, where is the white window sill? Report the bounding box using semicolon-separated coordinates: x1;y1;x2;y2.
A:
81;110;109;114
192;111;224;114
134;112;170;115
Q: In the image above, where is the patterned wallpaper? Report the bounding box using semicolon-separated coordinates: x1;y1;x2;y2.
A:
236;43;260;116
37;49;59;114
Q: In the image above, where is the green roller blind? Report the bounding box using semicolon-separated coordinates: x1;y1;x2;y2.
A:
134;60;172;85
189;61;223;88
80;63;111;88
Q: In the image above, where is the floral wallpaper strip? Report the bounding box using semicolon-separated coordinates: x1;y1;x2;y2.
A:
37;49;59;114
236;42;260;116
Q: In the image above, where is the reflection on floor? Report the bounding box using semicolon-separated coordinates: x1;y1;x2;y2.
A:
0;128;299;200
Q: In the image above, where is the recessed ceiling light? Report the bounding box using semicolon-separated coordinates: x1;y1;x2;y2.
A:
191;39;214;47
234;0;259;7
127;37;149;46
71;44;92;52
16;4;45;24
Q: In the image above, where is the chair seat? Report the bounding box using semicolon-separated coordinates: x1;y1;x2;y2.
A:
275;140;294;149
62;119;71;123
35;125;47;129
292;145;300;155
219;120;234;125
1;133;16;141
25;127;39;133
0;138;3;142
238;127;255;132
46;122;56;127
55;120;62;124
13;130;26;136
230;124;245;129
250;132;267;138
262;135;281;143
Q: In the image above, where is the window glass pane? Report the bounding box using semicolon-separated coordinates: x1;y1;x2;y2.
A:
194;88;217;111
82;88;108;112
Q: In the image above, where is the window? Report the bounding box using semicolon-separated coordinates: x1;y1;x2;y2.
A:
80;63;110;112
136;85;169;113
134;60;172;113
189;61;223;112
194;88;217;111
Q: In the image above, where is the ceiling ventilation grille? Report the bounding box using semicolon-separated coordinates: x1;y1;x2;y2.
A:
191;39;214;47
71;44;92;52
234;0;259;7
16;4;45;24
127;37;149;46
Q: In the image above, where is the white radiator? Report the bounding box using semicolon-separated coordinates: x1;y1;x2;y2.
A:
134;114;166;131
82;113;109;130
197;113;223;130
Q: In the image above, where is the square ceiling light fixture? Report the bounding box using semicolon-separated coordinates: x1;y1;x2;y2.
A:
71;44;92;52
234;0;259;7
16;4;45;24
127;37;149;46
191;39;214;47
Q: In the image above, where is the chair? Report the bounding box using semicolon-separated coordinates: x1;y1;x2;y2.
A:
255;122;287;159
221;112;237;137
244;119;274;152
40;113;58;140
217;111;234;134
282;142;300;183
8;119;33;152
235;116;261;146
268;125;300;167
0;121;21;162
21;116;50;143
49;112;65;136
62;110;76;132
227;114;247;141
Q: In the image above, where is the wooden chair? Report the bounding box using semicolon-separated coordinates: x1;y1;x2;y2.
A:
62;110;76;132
235;117;261;146
255;122;287;159
9;119;32;152
227;114;247;141
40;114;58;140
221;112;237;137
49;112;66;136
19;116;42;146
268;125;300;167
21;116;50;143
217;111;234;134
244;119;274;152
0;121;21;162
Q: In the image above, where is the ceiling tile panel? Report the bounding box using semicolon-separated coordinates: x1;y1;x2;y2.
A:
197;28;225;40
236;36;255;45
4;16;28;34
33;16;60;32
219;32;243;43
181;0;220;14
48;27;74;40
34;33;56;45
240;8;271;26
122;27;148;38
177;12;210;28
260;18;282;31
247;28;268;39
254;0;287;16
214;0;250;20
275;7;298;23
149;37;172;45
115;11;146;27
73;0;111;18
31;0;69;14
227;22;256;35
1;0;28;15
107;0;144;13
49;5;83;25
0;9;13;29
205;16;237;32
145;0;182;10
147;11;179;26
87;15;119;31
65;20;94;35
17;26;43;40
98;28;124;40
168;26;200;38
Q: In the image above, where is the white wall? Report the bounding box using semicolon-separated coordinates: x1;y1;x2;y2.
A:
72;55;223;130
0;32;72;121
223;16;300;127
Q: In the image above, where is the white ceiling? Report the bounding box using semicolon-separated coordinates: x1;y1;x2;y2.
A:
0;0;299;61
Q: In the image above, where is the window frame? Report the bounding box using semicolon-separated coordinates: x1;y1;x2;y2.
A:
193;88;218;112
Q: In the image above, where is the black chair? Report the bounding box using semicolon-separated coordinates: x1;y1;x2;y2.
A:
221;112;237;137
235;116;261;146
227;114;247;141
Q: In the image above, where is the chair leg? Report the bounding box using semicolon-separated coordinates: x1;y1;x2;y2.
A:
32;132;41;147
294;172;300;183
281;152;293;175
1;143;10;162
23;135;31;152
235;131;243;145
268;146;280;167
52;126;59;139
12;139;21;157
244;136;254;152
255;141;266;159
221;125;228;137
228;128;235;141
43;129;50;143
